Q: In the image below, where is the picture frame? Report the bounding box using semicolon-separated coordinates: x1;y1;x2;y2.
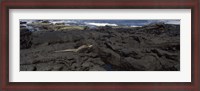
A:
0;0;199;91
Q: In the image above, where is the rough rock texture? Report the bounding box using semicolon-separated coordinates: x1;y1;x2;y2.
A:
20;28;32;49
20;23;180;71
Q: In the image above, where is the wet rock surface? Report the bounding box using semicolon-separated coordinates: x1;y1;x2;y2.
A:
20;23;180;71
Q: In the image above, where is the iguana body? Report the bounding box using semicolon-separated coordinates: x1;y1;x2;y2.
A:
54;44;93;53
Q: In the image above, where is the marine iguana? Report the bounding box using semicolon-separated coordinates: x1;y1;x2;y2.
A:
54;44;93;53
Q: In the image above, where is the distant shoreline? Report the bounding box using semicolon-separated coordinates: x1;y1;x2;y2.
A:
20;19;180;27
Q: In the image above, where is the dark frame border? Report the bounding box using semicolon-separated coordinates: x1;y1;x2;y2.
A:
1;1;199;91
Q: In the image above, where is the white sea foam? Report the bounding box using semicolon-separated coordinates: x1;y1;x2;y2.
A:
49;20;76;24
65;20;77;23
50;20;65;24
130;25;142;27
85;22;118;26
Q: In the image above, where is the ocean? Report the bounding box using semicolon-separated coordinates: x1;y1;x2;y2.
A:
21;19;180;27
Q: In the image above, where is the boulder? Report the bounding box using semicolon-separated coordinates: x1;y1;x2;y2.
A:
99;48;121;67
41;20;50;23
20;28;32;49
123;56;162;71
20;21;27;24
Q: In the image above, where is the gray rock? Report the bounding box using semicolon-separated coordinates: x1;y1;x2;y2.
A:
123;56;162;71
89;65;106;71
71;63;79;70
27;66;37;71
82;62;91;68
90;58;105;66
52;65;64;71
99;48;121;66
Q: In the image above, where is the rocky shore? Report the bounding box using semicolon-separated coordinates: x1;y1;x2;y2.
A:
20;21;180;71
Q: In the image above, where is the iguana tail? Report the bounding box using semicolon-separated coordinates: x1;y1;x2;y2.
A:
54;49;77;52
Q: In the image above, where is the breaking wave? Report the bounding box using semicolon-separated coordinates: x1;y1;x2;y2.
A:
85;22;118;26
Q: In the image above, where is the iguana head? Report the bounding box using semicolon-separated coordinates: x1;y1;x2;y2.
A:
88;45;93;48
